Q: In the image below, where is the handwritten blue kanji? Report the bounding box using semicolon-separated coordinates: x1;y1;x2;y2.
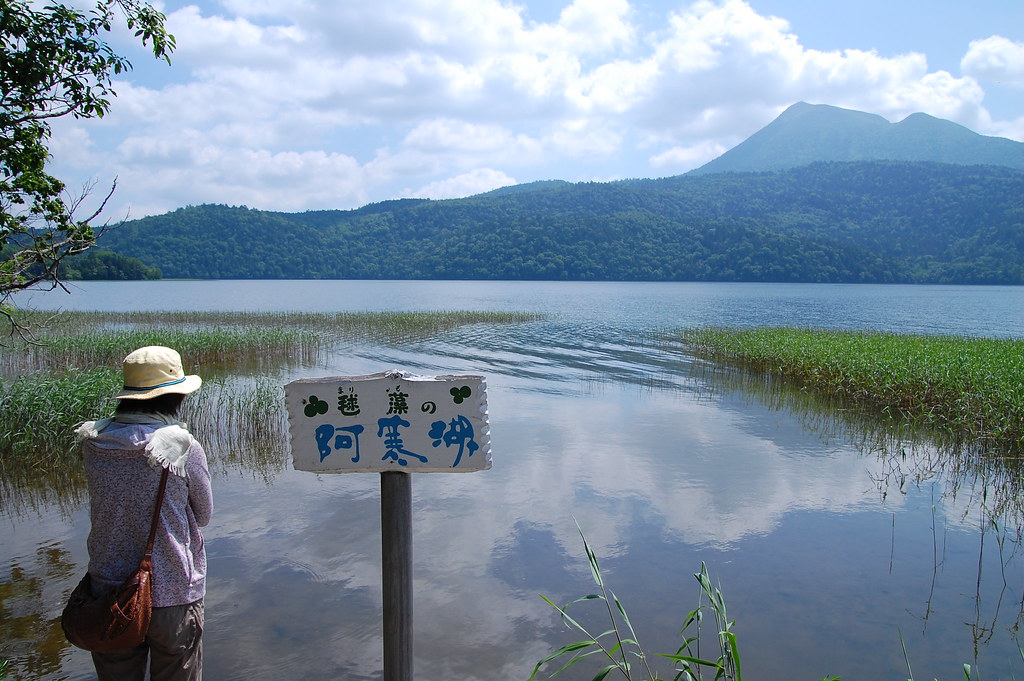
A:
429;415;479;468
377;414;427;466
314;423;365;463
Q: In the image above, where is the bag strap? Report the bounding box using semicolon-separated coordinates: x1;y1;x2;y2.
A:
144;467;171;557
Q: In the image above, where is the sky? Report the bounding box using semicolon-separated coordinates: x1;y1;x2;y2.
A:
48;0;1024;220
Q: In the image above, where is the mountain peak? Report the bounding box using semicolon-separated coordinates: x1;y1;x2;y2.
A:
689;102;1024;175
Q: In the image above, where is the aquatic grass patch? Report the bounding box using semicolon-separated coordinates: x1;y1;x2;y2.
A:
9;309;541;337
681;328;1024;454
17;326;319;373
0;368;119;514
4;314;321;372
681;328;1024;530
0;368;119;458
2;309;541;371
184;376;289;480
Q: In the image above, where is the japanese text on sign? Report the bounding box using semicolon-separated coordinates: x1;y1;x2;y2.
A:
285;370;491;473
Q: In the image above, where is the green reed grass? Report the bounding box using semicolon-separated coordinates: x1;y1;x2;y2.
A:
681;328;1024;454
0;368;119;514
2;309;540;372
0;369;119;459
16;327;319;373
680;330;1024;531
184;376;289;481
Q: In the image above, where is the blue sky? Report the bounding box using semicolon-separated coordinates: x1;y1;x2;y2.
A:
49;0;1024;220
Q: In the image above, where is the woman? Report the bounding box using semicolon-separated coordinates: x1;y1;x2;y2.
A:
76;346;213;681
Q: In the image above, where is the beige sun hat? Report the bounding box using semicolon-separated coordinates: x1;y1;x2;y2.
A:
115;346;202;400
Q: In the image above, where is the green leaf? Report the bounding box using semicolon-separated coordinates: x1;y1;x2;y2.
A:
613;591;639;639
659;653;723;668
551;648;606;678
529;640;600;680
723;631;741;681
580;533;604;587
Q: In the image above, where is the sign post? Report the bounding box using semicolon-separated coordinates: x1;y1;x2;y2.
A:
285;370;492;681
381;470;412;681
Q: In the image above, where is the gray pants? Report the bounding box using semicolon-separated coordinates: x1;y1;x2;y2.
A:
91;600;204;681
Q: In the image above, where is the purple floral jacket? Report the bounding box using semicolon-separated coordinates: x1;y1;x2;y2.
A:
81;423;213;608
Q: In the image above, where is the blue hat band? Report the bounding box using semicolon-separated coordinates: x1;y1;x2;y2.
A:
123;376;187;391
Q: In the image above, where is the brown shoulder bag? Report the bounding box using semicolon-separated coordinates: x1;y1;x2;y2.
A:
61;467;170;652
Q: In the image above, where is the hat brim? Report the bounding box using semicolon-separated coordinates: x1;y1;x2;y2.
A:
115;375;202;400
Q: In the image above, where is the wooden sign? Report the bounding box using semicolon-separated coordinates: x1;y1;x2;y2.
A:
286;370;491;473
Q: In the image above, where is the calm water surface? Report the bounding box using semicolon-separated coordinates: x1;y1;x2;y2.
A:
3;281;1023;681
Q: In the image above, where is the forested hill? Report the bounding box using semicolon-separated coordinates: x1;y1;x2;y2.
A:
97;161;1024;284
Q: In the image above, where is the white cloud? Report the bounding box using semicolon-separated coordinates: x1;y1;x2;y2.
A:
48;123;98;169
649;140;727;172
624;1;993;144
408;168;518;200
992;114;1024;142
44;0;1022;217
403;119;537;157
549;0;636;55
107;132;369;215
961;35;1024;88
544;118;622;159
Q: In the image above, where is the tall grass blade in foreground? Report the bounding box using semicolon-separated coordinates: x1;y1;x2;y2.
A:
534;531;990;681
529;521;655;681
668;564;742;681
531;524;755;681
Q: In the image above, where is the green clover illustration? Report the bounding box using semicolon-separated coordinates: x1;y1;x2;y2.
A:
450;386;472;404
304;395;330;417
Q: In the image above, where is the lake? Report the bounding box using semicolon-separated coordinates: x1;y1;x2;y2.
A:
3;280;1023;681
